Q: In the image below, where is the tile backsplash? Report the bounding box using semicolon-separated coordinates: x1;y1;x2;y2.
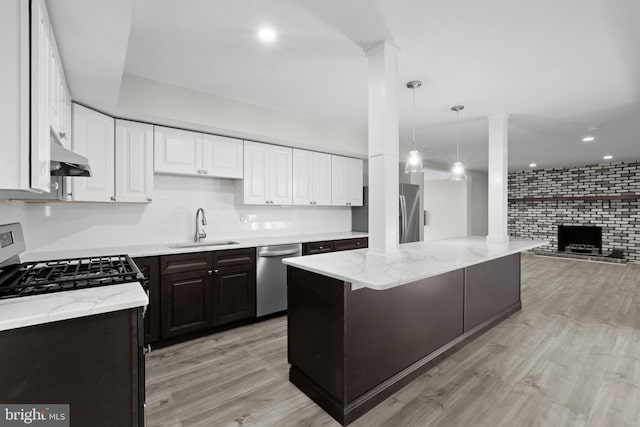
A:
0;175;351;252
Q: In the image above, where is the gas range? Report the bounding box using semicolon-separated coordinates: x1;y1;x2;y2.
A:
0;223;143;300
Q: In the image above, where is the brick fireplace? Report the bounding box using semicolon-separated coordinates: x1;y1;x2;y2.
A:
508;161;640;261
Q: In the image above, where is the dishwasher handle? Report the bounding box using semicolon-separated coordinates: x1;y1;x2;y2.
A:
258;248;301;257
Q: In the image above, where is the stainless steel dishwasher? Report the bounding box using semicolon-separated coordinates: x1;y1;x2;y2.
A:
256;243;302;317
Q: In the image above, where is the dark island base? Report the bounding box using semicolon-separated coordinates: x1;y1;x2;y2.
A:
290;301;521;425
287;254;521;426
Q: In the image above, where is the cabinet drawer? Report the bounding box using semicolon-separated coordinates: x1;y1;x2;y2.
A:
303;241;335;255
334;238;368;252
212;248;255;268
160;252;212;274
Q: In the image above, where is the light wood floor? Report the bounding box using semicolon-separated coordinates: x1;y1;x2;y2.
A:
146;254;640;427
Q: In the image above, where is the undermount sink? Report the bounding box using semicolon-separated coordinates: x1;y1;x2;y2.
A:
168;240;239;249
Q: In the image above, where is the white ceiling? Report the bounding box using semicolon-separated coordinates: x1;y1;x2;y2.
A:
47;0;640;171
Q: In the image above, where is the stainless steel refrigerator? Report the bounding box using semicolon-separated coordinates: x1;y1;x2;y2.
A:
352;184;421;243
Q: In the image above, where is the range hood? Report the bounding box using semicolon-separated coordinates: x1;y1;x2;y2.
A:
50;139;92;177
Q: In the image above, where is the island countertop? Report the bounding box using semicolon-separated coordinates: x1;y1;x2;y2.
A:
283;236;547;290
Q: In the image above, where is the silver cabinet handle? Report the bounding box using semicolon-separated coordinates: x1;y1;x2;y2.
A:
266;200;270;204
59;131;66;139
146;197;153;202
309;201;313;205
203;170;208;175
110;196;116;202
208;270;213;276
144;345;151;354
197;170;203;174
214;269;219;274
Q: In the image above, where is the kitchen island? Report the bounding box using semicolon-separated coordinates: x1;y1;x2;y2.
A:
283;237;545;425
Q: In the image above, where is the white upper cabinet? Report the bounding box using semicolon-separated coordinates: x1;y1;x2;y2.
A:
47;30;71;147
331;155;347;205
0;0;73;193
243;141;269;204
154;126;243;178
154;126;202;175
0;0;30;191
346;157;364;206
269;145;293;205
293;149;331;206
115;120;154;203
70;104;115;202
30;0;52;192
243;141;292;205
331;155;363;206
202;134;243;179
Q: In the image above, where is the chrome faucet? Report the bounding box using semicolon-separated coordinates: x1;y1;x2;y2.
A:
195;208;208;243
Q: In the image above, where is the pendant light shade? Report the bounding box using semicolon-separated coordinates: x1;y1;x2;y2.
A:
404;80;424;174
450;105;466;181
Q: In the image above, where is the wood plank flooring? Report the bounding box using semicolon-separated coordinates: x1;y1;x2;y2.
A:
145;254;640;426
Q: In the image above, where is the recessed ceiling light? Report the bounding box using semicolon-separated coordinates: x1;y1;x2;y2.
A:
603;155;613;160
529;163;537;168
257;27;277;43
582;136;595;143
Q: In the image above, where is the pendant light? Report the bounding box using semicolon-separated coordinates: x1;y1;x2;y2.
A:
404;80;424;174
450;105;466;181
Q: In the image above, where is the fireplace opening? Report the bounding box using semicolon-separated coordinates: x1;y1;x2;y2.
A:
557;225;602;255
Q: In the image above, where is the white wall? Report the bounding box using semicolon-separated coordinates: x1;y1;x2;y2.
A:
118;74;367;157
0;175;351;252
467;171;488;236
423;179;468;240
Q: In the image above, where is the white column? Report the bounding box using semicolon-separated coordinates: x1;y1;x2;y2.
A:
486;113;510;242
366;41;402;262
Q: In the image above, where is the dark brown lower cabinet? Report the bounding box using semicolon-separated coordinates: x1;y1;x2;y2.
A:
213;264;256;326
157;247;256;344
161;270;214;339
133;256;161;344
0;309;141;427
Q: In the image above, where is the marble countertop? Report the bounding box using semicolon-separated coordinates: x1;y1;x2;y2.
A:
283;236;547;291
21;231;368;262
0;282;148;332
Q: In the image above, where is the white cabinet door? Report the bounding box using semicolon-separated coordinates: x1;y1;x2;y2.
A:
312;152;332;206
115;120;154;203
331;155;348;206
202;135;243;179
0;0;30;190
243;141;270;205
331;155;363;206
292;149;313;205
293;150;331;206
70;104;114;202
269;145;293;205
30;0;51;192
346;157;364;206
154;126;202;176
